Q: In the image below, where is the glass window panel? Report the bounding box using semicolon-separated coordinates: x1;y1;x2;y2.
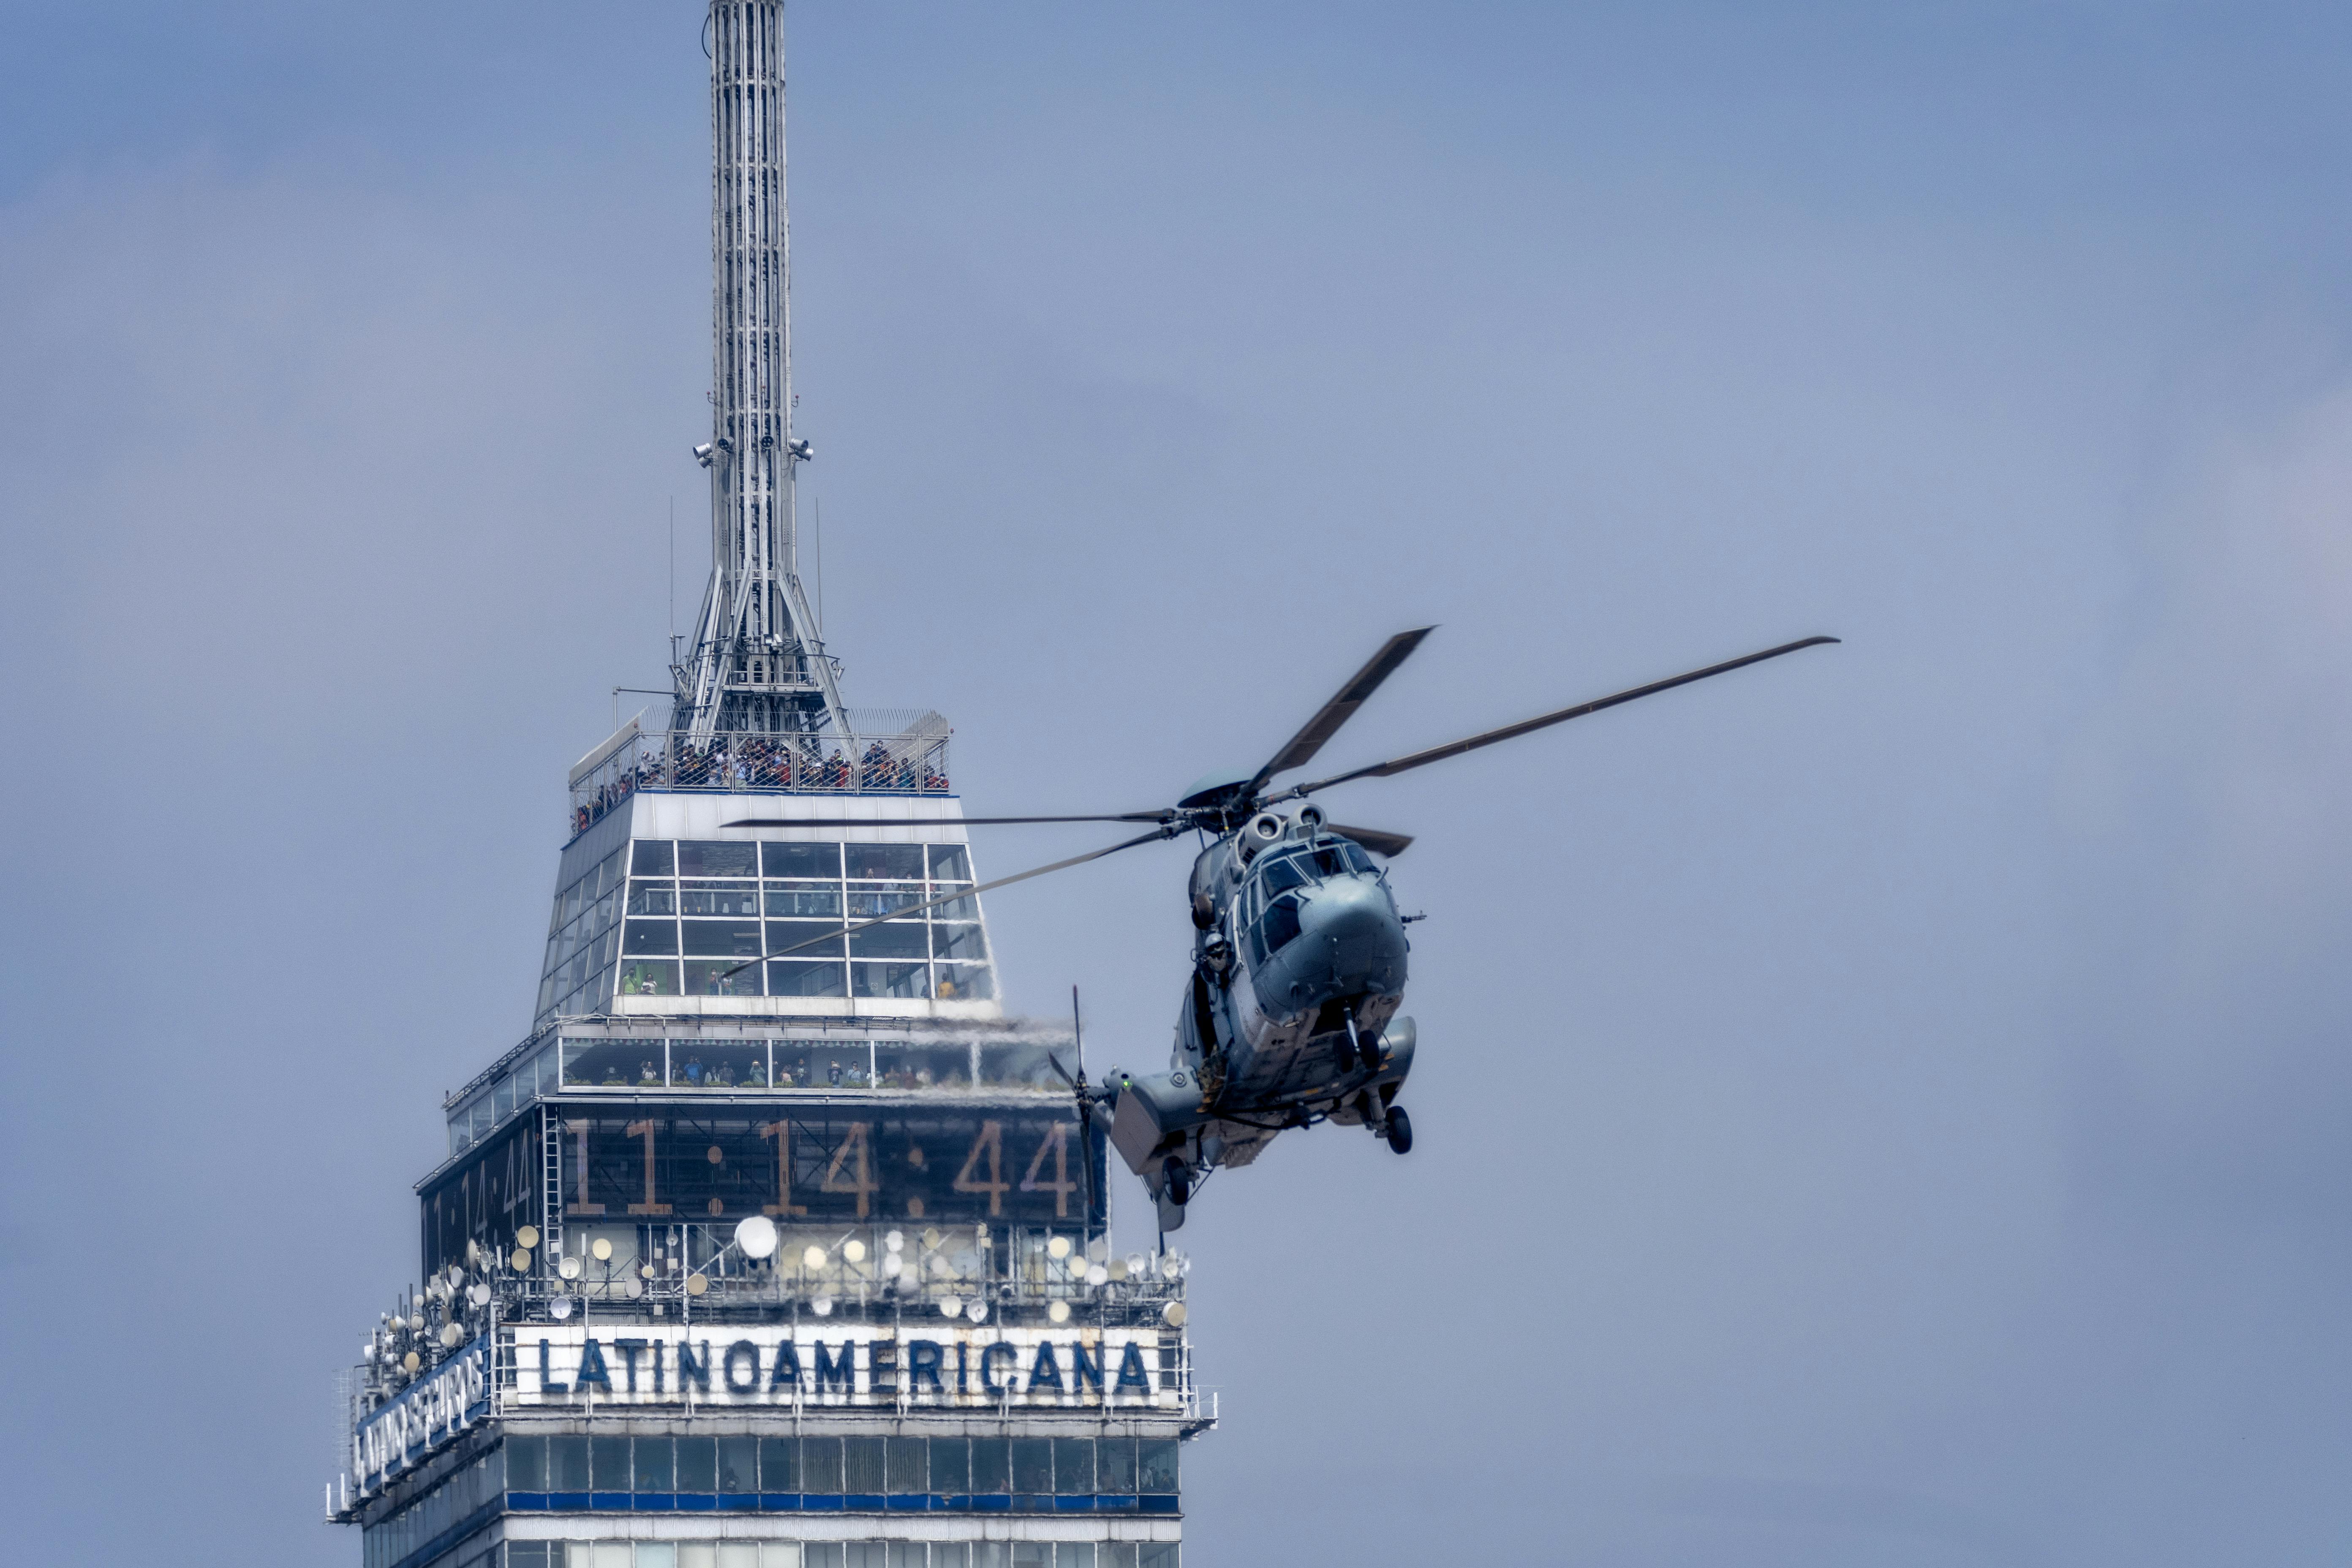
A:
591;1434;631;1490
1054;1549;1094;1568
803;1549;843;1568
617;960;681;998
1011;1546;1049;1568
970;1437;1010;1494
759;1434;798;1491
928;1437;969;1494
768;961;847;1001
449;1116;471;1154
675;1435;716;1492
1138;1440;1178;1493
1010;1438;1052;1495
509;1546;551;1568
764;841;841;879
633;1437;674;1493
681;919;763;957
854;961;931;999
1136;1546;1177;1568
885;1436;927;1494
680;1548;716;1568
847;885;925;917
628;880;678;916
760;1549;803;1568
505;1435;547;1491
1053;1439;1094;1495
563;879;586;925
718;1548;760;1568
874;1043;971;1090
681;883;762;917
849;922;928;960
671;1040;767;1088
550;1434;589;1491
933;1547;971;1568
978;1041;1059;1089
624;918;680;956
717;1435;757;1494
684;958;764;997
632;840;675;877
767;920;846;959
592;1546;631;1568
845;844;925;880
765;885;844;917
1098;1438;1136;1493
846;1546;886;1568
887;1547;925;1568
678;841;760;878
928;892;979;920
843;1437;885;1493
800;1436;843;1493
494;1077;516;1121
935;964;995;1002
926;844;972;881
932;923;988;961
564;1038;652;1086
637;1547;677;1568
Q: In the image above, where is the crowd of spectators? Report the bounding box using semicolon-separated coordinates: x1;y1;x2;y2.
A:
573;735;948;836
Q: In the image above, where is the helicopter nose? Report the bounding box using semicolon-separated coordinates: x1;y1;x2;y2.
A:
1298;877;1407;990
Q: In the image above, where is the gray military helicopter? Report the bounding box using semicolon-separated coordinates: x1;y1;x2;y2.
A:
733;629;1835;1230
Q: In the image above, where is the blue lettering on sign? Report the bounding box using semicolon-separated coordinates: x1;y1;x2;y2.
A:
906;1340;945;1392
814;1340;855;1394
724;1340;760;1393
1027;1341;1064;1393
769;1341;801;1389
538;1338;569;1394
678;1340;712;1392
1071;1341;1104;1393
979;1342;1018;1393
574;1339;612;1391
1116;1342;1151;1391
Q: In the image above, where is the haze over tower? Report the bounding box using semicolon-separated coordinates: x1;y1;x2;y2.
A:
679;0;848;742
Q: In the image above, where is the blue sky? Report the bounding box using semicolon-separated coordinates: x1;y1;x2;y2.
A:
4;3;2351;1563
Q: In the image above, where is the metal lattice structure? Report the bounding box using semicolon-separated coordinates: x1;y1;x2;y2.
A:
677;0;850;743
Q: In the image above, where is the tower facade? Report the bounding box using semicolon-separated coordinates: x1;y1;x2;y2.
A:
327;10;1207;1567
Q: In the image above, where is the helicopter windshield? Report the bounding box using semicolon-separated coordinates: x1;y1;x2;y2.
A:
1253;841;1373;896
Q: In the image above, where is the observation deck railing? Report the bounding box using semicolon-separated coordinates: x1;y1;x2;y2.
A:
569;719;952;840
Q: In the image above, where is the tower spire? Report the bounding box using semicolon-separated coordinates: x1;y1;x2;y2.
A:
678;0;850;742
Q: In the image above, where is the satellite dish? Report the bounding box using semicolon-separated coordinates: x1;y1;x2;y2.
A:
930;1255;953;1278
511;1248;533;1272
408;1314;426;1331
468;1283;491;1307
1086;1265;1108;1287
591;1238;613;1262
1047;1300;1071;1323
1086;1237;1109;1263
885;1230;904;1250
802;1245;828;1270
626;1278;644;1299
516;1225;541;1250
1045;1236;1072;1260
842;1239;867;1263
1158;1254;1181;1281
921;1228;942;1250
940;1297;964;1319
735;1215;779;1259
639;1263;655;1279
550;1296;574;1321
686;1272;709;1296
558;1256;583;1281
441;1323;464;1348
811;1296;834;1316
403;1351;422;1372
1125;1252;1148;1275
966;1300;988;1323
1107;1259;1128;1282
1161;1302;1187;1328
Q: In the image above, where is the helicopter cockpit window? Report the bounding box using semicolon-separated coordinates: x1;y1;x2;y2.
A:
1255;852;1312;897
1311;841;1373;877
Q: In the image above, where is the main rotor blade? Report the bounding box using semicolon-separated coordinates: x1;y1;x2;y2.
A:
725;811;1174;829
1287;635;1840;796
1324;823;1415;858
714;824;1177;980
1246;626;1435;795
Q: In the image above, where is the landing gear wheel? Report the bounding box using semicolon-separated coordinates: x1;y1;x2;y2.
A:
1384;1107;1413;1155
1162;1157;1192;1206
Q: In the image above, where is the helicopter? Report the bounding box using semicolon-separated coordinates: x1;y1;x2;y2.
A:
732;628;1835;1230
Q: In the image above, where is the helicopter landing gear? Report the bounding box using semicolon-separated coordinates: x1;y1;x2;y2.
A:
1384;1107;1413;1154
1161;1157;1192;1206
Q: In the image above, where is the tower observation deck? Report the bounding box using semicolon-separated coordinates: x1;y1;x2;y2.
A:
326;10;1208;1568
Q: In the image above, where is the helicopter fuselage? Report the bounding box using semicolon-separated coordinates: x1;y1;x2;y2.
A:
1101;806;1418;1228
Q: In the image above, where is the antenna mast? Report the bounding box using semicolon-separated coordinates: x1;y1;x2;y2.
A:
677;0;851;743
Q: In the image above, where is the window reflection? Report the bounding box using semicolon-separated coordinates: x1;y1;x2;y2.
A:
763;841;840;879
764;884;842;917
627;881;677;916
767;962;846;1003
935;964;995;1002
855;961;931;999
677;841;760;878
684;958;763;996
846;844;925;880
681;883;761;917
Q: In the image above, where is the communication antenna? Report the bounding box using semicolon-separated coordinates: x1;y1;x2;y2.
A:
1046;984;1100;1233
734;1215;779;1260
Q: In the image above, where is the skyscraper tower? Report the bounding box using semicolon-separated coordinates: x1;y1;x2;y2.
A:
327;9;1207;1566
